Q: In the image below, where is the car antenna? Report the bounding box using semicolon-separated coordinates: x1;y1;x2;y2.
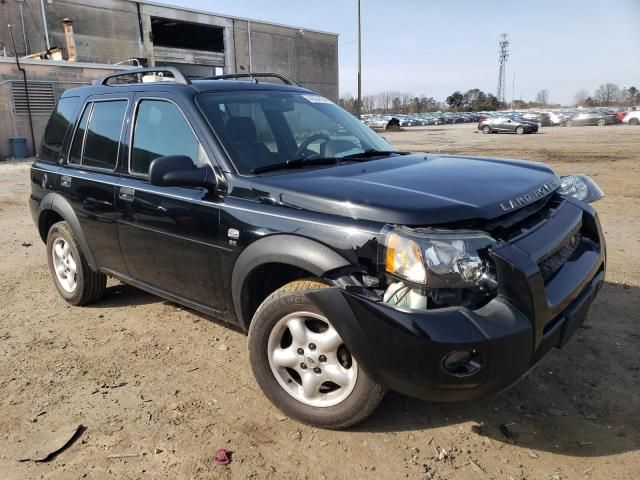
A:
239;65;258;84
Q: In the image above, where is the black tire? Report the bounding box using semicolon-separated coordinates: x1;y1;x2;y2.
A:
481;125;491;134
597;118;606;126
515;126;525;135
46;221;106;305
629;118;639;125
248;279;385;429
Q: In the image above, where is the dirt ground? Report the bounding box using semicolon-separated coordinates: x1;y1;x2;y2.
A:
1;124;639;480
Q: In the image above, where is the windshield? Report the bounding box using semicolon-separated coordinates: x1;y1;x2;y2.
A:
197;91;395;174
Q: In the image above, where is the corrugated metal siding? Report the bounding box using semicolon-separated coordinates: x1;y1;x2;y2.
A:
10;81;56;115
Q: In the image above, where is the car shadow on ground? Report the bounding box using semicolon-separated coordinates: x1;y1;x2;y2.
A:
90;283;161;309
353;281;640;458
92;281;246;333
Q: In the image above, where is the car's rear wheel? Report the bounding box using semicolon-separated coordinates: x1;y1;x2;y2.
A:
46;221;106;305
629;118;639;125
248;279;385;429
515;126;525;135
597;118;606;126
482;125;491;134
566;120;573;127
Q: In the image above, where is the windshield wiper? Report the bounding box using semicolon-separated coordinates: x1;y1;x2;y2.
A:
341;149;411;159
251;150;412;174
252;157;339;174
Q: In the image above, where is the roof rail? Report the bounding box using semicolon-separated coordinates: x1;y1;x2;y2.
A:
198;72;301;87
100;67;191;86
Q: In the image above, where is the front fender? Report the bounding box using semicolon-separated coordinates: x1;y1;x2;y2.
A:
231;234;351;329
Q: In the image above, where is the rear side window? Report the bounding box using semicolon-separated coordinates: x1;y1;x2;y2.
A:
68;100;128;170
40;97;81;162
130;100;207;175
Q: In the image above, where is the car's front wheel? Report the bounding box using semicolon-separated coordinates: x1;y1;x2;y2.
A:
597;119;606;126
515;126;525;134
248;279;385;429
482;125;491;134
46;221;106;305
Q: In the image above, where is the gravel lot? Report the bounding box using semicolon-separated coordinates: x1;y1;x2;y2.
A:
1;124;639;479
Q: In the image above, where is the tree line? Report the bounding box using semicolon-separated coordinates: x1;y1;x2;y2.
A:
574;84;639;108
338;83;639;115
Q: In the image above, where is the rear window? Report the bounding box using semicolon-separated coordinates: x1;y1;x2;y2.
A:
40;97;81;162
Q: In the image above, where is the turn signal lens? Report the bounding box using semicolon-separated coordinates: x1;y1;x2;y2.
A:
385;232;427;283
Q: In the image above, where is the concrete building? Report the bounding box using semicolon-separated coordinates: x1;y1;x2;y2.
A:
0;0;339;157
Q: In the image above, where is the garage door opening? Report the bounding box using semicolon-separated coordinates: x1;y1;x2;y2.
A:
151;17;224;52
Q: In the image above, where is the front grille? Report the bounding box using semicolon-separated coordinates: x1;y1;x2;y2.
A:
538;231;582;281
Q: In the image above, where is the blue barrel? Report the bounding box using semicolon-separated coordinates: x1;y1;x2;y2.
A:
9;138;28;158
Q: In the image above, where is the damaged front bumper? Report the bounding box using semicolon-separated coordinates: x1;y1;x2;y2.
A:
307;197;606;402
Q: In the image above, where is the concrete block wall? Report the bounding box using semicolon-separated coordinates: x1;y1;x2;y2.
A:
233;20;339;100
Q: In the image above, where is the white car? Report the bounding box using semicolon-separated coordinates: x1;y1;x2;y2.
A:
547;111;569;126
622;111;640;125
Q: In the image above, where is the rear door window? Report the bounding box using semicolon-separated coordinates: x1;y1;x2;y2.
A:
82;101;128;170
68;103;91;165
68;99;128;170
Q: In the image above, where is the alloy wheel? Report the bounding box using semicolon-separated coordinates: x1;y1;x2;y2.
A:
52;238;77;293
267;311;358;407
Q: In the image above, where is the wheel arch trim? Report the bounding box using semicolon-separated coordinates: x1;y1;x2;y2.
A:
231;235;352;330
39;192;98;271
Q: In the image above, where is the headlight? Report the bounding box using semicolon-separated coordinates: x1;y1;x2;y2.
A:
558;174;604;203
380;226;497;289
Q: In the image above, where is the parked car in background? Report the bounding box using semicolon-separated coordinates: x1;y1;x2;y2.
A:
546;111;568;126
622;111;640;125
566;111;615;126
478;116;539;134
522;112;552;127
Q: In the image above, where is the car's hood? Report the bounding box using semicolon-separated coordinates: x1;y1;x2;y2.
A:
230;154;560;225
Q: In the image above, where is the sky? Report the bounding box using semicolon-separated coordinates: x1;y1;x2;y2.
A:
162;0;640;105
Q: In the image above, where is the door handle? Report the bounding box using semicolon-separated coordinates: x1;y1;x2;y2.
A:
60;175;71;188
119;186;135;202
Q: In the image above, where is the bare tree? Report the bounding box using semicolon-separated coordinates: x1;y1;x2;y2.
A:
535;89;549;105
362;94;376;113
594;83;621;106
574;89;590;106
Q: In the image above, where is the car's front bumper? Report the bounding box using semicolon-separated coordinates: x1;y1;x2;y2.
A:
308;197;606;402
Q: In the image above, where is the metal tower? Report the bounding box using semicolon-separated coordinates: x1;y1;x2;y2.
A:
497;33;509;104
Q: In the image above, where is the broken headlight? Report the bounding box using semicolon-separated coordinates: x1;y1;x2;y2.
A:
379;226;497;290
558;174;604;203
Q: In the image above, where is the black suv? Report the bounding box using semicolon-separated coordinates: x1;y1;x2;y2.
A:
30;68;606;429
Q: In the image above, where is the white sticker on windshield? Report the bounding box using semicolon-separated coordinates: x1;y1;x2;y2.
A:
302;94;334;104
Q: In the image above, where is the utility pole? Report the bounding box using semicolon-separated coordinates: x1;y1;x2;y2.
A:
39;0;51;51
511;72;515;109
356;0;362;117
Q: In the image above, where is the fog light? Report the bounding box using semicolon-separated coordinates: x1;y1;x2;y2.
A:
442;350;483;377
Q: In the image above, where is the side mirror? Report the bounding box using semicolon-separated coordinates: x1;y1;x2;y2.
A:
148;155;216;190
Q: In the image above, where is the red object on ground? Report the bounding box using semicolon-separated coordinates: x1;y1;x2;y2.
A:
214;448;232;465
